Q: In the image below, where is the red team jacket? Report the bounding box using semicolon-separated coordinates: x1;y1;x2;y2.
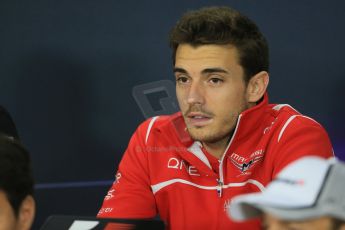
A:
97;95;333;229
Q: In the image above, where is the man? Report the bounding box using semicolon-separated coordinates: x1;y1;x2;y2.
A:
0;136;35;230
228;156;345;230
98;6;334;229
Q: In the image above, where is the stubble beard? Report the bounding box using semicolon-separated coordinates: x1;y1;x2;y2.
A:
185;101;249;144
186;113;239;144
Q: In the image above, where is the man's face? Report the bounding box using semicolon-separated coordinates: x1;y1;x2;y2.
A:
175;44;250;144
263;214;344;230
0;190;17;230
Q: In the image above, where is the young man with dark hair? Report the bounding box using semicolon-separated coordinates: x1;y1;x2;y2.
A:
98;6;334;229
0;136;35;230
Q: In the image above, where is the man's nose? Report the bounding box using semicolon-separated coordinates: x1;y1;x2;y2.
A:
187;81;204;105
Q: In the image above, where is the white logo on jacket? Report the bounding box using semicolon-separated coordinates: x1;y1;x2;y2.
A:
98;207;113;215
167;157;200;176
105;189;115;200
230;150;265;173
115;172;122;183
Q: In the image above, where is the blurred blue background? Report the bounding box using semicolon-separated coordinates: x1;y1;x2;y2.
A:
1;0;344;228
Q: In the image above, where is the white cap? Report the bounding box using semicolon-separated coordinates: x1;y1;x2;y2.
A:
228;156;345;221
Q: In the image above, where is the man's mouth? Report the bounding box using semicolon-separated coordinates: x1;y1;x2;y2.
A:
186;112;213;127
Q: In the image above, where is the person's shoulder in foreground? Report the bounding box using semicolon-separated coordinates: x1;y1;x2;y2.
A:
98;6;334;230
228;156;345;230
0;135;35;230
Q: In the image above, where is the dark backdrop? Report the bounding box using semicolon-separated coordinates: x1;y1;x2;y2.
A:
1;1;344;228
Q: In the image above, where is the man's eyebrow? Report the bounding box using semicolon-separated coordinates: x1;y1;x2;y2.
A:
173;67;188;74
173;67;229;74
201;68;229;74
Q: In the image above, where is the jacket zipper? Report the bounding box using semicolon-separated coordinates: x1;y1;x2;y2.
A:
216;179;223;197
216;115;242;198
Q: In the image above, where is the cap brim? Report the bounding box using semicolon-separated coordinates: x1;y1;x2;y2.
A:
228;192;326;221
228;192;265;221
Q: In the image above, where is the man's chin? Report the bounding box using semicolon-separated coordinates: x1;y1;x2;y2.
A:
187;128;213;142
187;127;231;144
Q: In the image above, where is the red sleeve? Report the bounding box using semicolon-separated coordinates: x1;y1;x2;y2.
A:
97;120;157;218
271;116;334;177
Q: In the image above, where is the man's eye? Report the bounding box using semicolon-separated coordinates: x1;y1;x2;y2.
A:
209;78;223;84
176;76;189;83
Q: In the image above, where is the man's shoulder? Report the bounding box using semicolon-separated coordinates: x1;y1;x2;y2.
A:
269;103;323;127
138;112;183;130
135;112;185;144
265;103;328;145
269;103;300;117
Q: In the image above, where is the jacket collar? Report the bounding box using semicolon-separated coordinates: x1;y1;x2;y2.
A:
233;92;269;142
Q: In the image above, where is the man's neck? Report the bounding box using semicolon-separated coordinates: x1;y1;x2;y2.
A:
202;136;231;159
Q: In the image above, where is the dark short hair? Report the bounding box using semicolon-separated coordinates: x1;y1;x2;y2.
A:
332;218;345;230
0;106;20;140
0;135;34;216
169;6;269;83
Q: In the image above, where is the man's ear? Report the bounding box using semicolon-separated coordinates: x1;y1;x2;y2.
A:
246;71;269;103
17;195;35;230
